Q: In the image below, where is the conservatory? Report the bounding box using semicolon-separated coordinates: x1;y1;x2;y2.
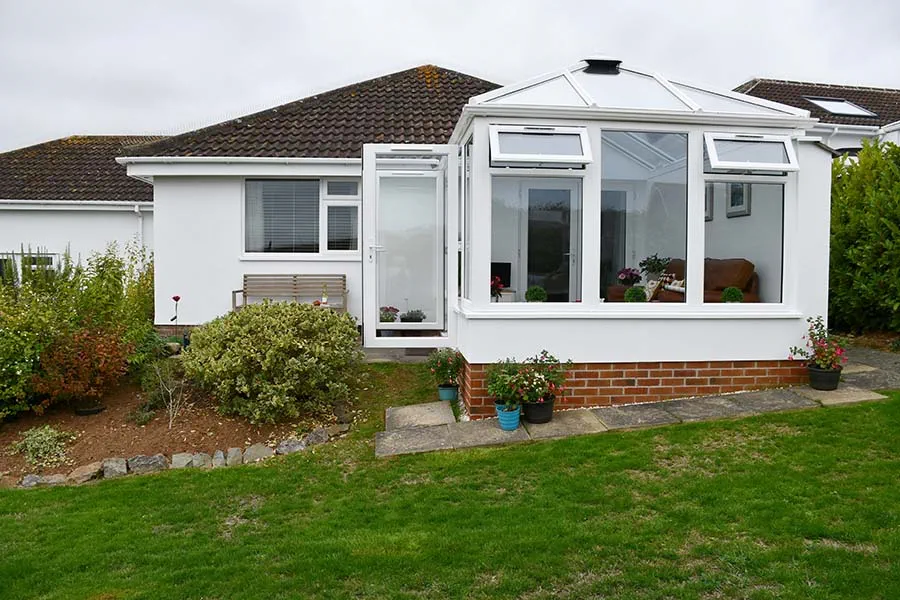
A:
362;57;830;417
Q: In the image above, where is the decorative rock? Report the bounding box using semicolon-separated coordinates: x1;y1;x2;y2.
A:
326;423;351;437
212;450;226;468
171;453;193;469
20;474;42;488
225;447;243;466
66;461;103;485
42;474;67;486
164;342;182;355
192;452;212;468
103;458;128;479
127;454;169;474
275;437;306;455
242;443;274;464
304;427;329;446
333;399;353;424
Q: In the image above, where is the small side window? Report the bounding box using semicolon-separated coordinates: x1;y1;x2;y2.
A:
703;133;798;174
489;125;592;168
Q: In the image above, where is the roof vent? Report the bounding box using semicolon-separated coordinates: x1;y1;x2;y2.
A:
583;55;621;75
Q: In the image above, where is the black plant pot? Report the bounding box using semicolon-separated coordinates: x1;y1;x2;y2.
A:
808;365;841;391
74;405;106;416
523;398;555;424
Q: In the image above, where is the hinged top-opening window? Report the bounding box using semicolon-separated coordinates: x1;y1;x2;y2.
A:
703;133;798;174
489;125;591;168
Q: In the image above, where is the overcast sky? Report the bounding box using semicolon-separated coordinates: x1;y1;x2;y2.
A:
1;0;898;152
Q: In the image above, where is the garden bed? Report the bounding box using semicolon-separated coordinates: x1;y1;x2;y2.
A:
0;383;316;487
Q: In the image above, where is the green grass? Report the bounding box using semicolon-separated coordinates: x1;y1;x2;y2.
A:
1;365;898;599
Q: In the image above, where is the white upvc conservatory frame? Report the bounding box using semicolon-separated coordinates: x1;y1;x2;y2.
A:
703;132;799;173
487;124;593;168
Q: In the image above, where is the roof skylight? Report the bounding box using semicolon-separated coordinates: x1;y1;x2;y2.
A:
804;97;877;117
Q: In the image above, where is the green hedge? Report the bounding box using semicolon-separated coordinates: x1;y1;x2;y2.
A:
830;141;900;332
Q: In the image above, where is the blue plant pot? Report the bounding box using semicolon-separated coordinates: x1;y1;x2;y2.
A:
437;384;459;401
495;403;521;431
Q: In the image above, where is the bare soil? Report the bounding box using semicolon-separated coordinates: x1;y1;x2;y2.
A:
839;331;900;352
0;383;323;487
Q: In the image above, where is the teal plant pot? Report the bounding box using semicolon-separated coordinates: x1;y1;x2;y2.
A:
495;403;521;431
437;384;459;401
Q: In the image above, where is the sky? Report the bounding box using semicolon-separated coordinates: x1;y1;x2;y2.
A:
1;0;899;153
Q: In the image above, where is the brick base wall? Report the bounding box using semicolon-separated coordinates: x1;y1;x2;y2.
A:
461;359;808;419
155;324;198;338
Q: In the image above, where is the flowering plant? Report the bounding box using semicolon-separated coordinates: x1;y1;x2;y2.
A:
170;295;181;328
379;306;399;323
639;253;670;276
616;267;642;286
486;350;572;407
789;316;848;370
426;348;464;386
490;276;504;299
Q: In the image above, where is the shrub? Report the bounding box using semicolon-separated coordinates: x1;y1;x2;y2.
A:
721;287;744;303
830;141;900;332
140;358;187;428
11;425;77;468
525;285;548;302
426;348;464;386
32;327;133;410
624;287;647;302
183;301;364;424
399;309;427;322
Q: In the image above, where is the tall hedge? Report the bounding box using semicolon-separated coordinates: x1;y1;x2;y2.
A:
830;140;900;332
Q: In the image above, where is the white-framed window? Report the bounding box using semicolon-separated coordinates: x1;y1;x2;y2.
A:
244;178;360;255
703;133;798;174
489;125;592;168
22;253;55;272
804;97;876;117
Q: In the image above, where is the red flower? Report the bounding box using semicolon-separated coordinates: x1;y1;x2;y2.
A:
172;295;181;302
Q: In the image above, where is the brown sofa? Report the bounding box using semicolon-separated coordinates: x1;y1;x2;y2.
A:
606;258;760;302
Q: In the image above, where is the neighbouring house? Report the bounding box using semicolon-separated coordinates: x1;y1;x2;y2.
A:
0;135;161;272
120;58;832;418
735;78;900;154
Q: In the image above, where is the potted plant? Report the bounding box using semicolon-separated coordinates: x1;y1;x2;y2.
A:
639;253;670;281
616;267;642;287
490;276;505;302
426;348;464;401
525;285;548;303
399;309;427;323
486;360;522;431
624;287;647;302
721;287;744;303
518;350;572;424
789;316;848;390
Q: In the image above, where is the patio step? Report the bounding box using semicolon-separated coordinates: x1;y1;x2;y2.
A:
384;402;455;431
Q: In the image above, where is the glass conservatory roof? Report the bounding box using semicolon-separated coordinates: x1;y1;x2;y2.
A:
471;57;809;119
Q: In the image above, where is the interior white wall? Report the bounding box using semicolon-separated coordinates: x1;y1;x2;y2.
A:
153;177;361;326
0;206;152;263
705;183;783;302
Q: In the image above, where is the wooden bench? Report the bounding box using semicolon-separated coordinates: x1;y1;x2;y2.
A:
232;274;348;312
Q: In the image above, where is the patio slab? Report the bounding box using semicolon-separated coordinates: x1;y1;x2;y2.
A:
729;389;819;413
385;402;455;430
593;403;681;430
375;425;453;457
661;396;756;422
795;386;887;406
448;419;530;448
842;363;878;375
524;409;608;440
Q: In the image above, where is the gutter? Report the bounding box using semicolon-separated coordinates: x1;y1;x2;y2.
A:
0;199;153;210
116;156;362;165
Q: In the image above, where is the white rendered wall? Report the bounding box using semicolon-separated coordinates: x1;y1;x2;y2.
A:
0;206;152;263
152;177;362;326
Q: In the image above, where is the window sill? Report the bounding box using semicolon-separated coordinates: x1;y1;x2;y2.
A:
240;253;361;262
455;303;802;320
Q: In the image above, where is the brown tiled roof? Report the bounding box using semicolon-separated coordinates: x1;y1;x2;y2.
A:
0;135;164;202
734;78;900;127
133;65;499;158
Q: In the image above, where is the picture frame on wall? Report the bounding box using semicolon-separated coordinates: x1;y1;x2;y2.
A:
726;182;751;218
704;183;714;221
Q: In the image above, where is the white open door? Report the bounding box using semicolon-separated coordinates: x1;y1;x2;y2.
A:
362;145;459;347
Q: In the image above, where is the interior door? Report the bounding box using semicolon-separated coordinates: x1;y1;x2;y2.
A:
362;145;459;347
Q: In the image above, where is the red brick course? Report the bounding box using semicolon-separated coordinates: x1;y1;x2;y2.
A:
460;358;807;419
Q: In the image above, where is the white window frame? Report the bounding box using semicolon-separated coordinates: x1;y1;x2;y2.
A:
704;133;798;173
488;124;592;168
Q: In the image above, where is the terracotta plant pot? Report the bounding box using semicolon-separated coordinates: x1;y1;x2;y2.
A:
808;365;841;391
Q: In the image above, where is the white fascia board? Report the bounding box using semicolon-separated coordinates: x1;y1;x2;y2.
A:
119;156;362;178
0;199;153;211
810;122;881;134
879;119;900;134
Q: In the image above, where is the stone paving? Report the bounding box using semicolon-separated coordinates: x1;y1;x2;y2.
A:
375;353;896;457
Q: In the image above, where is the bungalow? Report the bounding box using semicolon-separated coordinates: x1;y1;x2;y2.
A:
0;135;159;272
120;58;831;418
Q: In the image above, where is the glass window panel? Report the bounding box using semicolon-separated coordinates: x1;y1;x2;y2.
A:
326;180;359;196
601;131;687;303
704;182;784;303
672;83;789;115
714;139;788;164
497;132;583;156
571;68;689;111
245;180;319;253
463;141;473;299
490;177;582;303
327;205;358;251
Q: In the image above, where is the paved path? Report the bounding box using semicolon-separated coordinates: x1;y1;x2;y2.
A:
375;349;897;458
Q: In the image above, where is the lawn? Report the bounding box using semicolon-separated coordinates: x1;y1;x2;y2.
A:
1;364;898;599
